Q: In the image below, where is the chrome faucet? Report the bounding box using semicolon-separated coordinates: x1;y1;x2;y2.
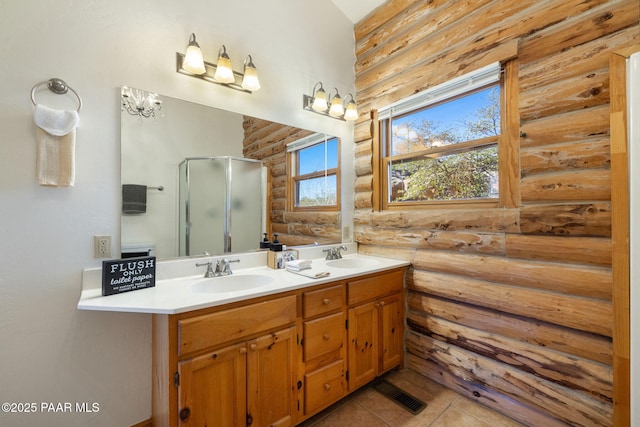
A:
323;245;348;260
196;258;240;277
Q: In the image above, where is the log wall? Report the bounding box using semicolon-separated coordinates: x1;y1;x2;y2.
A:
353;1;639;425
242;117;342;246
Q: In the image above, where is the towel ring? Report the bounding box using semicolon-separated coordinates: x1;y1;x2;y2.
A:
31;78;82;113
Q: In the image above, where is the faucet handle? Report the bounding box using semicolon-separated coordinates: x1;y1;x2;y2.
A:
335;245;347;259
196;261;215;278
221;258;240;275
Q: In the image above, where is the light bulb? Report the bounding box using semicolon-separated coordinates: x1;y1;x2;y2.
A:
182;33;206;75
343;95;358;121
311;84;328;112
241;56;261;91
213;45;235;84
329;90;344;117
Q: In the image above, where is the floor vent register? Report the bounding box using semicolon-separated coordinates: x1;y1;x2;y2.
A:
373;379;427;415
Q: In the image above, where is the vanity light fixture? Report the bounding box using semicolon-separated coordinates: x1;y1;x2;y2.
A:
121;86;163;119
303;82;358;121
176;33;261;93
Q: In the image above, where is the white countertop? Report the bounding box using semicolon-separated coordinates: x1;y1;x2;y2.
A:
77;245;409;315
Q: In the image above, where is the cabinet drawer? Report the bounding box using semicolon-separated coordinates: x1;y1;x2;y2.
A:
347;269;404;305
303;311;344;361
304;359;346;415
178;295;296;356
303;284;345;318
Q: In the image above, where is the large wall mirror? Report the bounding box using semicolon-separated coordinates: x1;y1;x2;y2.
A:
120;87;340;260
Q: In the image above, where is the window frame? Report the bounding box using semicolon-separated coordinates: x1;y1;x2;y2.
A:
287;134;341;212
376;63;507;210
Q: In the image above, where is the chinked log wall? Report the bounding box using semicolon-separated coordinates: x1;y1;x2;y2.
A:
242;117;342;245
353;1;638;426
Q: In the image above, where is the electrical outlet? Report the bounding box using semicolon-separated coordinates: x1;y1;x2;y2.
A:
342;225;351;241
94;235;112;258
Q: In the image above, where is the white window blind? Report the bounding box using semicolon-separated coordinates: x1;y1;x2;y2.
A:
378;62;501;120
287;133;328;152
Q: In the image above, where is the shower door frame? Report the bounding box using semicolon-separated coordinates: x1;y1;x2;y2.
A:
179;156;264;255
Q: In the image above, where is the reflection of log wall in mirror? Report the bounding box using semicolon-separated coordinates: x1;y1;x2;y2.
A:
242;116;342;247
120;88;341;260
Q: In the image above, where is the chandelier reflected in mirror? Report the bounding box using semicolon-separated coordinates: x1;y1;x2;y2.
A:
121;86;163;119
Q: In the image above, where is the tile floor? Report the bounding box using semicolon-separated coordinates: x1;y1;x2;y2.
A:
298;369;525;427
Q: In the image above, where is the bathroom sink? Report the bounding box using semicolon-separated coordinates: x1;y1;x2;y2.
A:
326;258;380;269
190;274;273;293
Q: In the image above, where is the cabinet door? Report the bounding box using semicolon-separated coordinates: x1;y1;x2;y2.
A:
379;293;403;373
247;326;297;427
347;301;378;391
178;342;247;427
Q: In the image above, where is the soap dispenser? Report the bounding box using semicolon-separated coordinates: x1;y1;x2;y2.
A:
270;233;283;252
260;233;271;249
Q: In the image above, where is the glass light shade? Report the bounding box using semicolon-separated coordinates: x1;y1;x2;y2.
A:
329;94;344;117
213;46;235;84
241;57;261;91
182;34;206;75
311;89;328;112
343;98;358;121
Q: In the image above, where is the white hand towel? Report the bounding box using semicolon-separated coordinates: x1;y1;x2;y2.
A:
33;104;79;136
286;259;312;270
33;104;80;187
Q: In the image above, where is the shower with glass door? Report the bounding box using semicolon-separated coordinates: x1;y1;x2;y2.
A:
178;156;265;256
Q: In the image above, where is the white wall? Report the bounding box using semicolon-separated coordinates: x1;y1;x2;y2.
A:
0;1;355;426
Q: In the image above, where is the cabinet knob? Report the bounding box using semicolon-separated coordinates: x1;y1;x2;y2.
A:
324;383;331;391
179;407;191;421
323;333;330;341
322;298;331;305
250;343;257;351
239;347;247;354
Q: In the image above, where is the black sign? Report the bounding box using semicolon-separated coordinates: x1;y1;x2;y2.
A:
102;256;156;296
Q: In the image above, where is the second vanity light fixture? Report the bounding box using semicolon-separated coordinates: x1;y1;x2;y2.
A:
176;33;261;93
303;82;358;121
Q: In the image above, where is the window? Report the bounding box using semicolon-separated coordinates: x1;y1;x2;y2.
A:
378;62;502;208
287;134;340;210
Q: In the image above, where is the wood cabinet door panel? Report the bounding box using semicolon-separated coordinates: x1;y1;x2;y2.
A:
178;343;246;427
347;301;378;391
247;326;297;427
303;311;345;362
379;293;403;373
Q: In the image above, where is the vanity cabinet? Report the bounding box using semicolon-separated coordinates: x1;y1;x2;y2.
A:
152;267;406;427
153;295;298;427
347;269;405;391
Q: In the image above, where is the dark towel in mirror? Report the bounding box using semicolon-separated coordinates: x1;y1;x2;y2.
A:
122;184;147;214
